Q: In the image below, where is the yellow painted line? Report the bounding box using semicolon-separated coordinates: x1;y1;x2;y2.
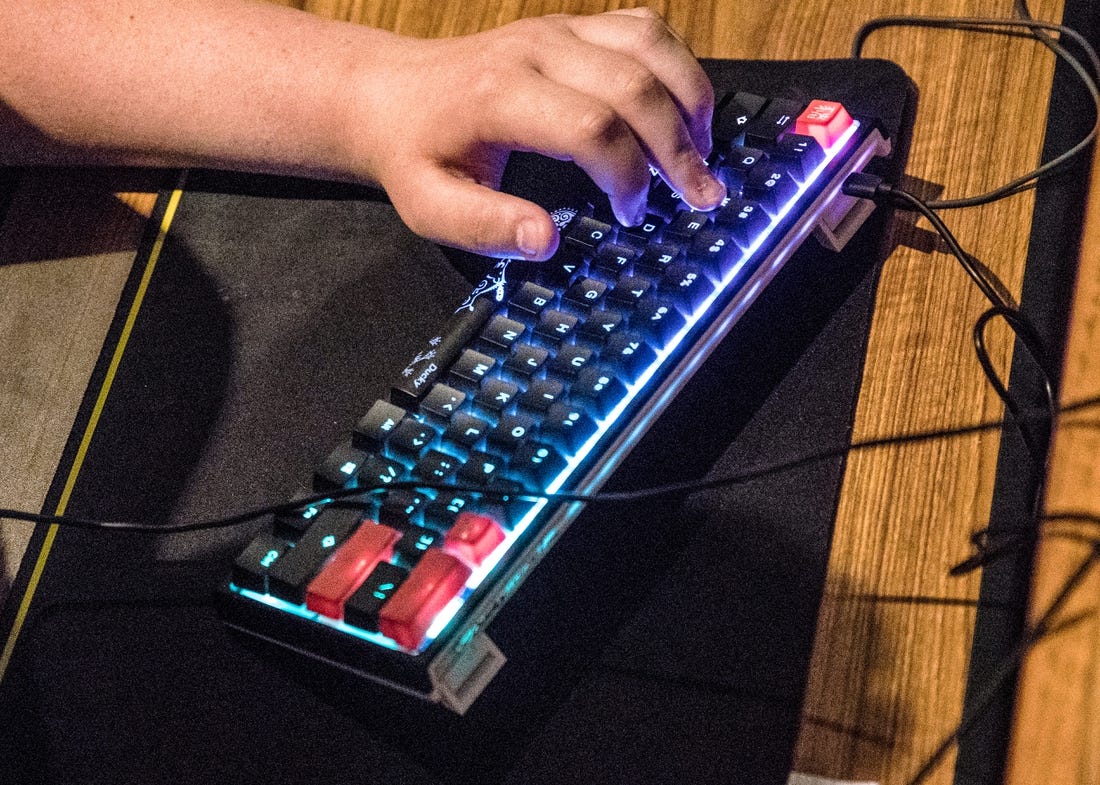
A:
0;173;188;681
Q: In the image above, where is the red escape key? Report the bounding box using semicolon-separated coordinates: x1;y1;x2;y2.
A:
794;100;854;149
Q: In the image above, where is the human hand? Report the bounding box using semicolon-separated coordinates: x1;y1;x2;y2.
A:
349;8;725;260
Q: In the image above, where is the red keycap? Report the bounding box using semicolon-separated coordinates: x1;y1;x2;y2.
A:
794;100;854;150
379;549;471;650
305;522;402;619
443;512;507;567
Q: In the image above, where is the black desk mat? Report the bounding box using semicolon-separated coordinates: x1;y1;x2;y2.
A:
0;59;916;785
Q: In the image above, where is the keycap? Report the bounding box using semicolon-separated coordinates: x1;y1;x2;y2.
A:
379;549;472;650
267;508;364;603
391;296;495;408
314;442;370;490
305;523;403;619
232;531;289;593
443;512;507;568
344;561;409;631
713;91;768;144
795;99;854;149
744;98;803;147
353;400;407;451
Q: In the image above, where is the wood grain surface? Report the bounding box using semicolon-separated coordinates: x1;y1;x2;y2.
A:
0;1;1087;783
1004;112;1100;785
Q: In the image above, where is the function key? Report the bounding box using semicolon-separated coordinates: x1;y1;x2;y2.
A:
379;548;472;650
794;100;854;149
305;522;403;620
353;399;407;451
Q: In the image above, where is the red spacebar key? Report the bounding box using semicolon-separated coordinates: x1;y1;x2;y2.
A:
794;100;854;150
379;549;471;650
306;522;402;620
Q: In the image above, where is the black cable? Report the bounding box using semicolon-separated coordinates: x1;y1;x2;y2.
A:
905;541;1100;785
844;175;1057;468
852;15;1099;210
3;394;1098;536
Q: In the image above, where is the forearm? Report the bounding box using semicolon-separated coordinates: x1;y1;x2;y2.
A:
0;0;388;182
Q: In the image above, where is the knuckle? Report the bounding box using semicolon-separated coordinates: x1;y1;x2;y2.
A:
576;105;626;147
468;62;510;102
635;16;672;50
617;64;662;107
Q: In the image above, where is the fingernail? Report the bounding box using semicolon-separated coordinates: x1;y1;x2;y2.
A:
697;173;726;207
516;219;544;259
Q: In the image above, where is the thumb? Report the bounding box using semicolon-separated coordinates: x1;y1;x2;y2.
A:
386;165;560;260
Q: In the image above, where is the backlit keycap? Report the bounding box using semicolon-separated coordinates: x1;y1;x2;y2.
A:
794;100;853;150
443;512;507;567
379;549;471;650
305;522;403;619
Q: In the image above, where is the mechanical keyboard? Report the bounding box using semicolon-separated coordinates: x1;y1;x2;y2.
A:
218;92;893;713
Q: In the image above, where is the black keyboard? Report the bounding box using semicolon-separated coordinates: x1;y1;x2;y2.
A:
218;93;892;712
